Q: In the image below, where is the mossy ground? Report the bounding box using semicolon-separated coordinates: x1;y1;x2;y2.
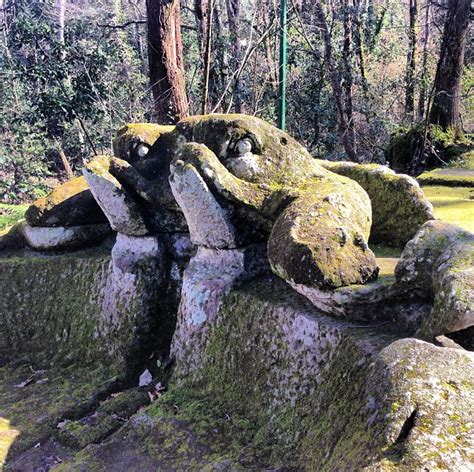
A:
0;204;28;231
0;362;119;467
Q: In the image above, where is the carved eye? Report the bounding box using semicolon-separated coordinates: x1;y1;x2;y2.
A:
235;138;253;155
135;143;150;159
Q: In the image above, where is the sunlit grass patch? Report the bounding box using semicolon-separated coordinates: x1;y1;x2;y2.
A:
422;186;474;233
0;418;20;466
0;204;29;231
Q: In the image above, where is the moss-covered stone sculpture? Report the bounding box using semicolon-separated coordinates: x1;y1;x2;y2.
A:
167;114;378;289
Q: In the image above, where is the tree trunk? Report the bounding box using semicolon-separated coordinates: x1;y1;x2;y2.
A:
342;0;356;154
146;0;189;124
201;0;215;113
56;0;65;45
429;0;470;137
194;0;209;64
417;0;431;119
314;1;360;162
226;0;243;113
405;0;417;120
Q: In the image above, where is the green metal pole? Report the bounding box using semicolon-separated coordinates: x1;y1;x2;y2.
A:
277;0;287;131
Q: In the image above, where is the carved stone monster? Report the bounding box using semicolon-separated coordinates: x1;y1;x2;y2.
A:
166;114;379;290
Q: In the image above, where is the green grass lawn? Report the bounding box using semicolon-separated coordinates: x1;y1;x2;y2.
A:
0;204;28;231
371;185;474;276
422;186;474;234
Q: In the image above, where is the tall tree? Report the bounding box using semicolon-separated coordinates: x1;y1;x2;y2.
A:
417;0;431;119
226;0;243;112
314;0;360;162
146;0;188;124
429;0;471;137
405;0;417;120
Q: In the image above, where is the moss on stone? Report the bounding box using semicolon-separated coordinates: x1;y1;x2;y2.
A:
0;363;119;463
0;250;115;367
318;161;434;247
386;124;458;174
113;123;175;163
25;176;107;227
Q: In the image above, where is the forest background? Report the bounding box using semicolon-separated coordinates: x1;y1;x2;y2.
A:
1;0;472;203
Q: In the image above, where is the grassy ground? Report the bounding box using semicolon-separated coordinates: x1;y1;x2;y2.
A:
422;186;474;233
0;204;28;231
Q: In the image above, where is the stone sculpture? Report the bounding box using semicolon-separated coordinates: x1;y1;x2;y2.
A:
5;114;472;346
2;115;473;471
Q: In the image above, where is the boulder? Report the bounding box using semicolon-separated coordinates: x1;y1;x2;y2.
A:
318;160;434;247
171;276;474;470
83;156;148;236
396;220;474;338
25;176;106;227
18;221;111;250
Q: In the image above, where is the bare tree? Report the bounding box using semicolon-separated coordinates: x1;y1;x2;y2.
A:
417;0;431;119
405;0;417;120
314;1;360;162
429;0;471;137
146;0;189;124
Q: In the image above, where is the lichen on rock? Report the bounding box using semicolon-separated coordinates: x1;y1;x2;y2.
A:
318;160;435;247
25;176;107;228
395;220;474;339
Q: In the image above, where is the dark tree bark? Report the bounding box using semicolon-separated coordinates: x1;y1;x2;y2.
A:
194;0;209;64
315;0;360;162
342;0;356;154
405;0;417;120
226;0;243;112
417;0;431;119
146;0;189;124
429;0;471;137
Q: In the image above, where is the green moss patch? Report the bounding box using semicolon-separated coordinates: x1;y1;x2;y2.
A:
0;363;118;465
0;250;112;367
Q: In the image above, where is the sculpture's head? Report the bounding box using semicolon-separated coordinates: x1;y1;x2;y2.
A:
165;114;326;186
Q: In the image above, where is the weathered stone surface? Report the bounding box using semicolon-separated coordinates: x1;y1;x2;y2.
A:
168;117;378;289
268;178;377;289
0;222;25;250
289;275;431;332
395;220;474;338
83;156;148;236
25;175;107;227
18;221;111;250
0;249;112;366
319;160;435;247
170;151;239;248
0;237;183;374
113;123;174;163
171;244;269;377
172;278;473;471
99;233;181;380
